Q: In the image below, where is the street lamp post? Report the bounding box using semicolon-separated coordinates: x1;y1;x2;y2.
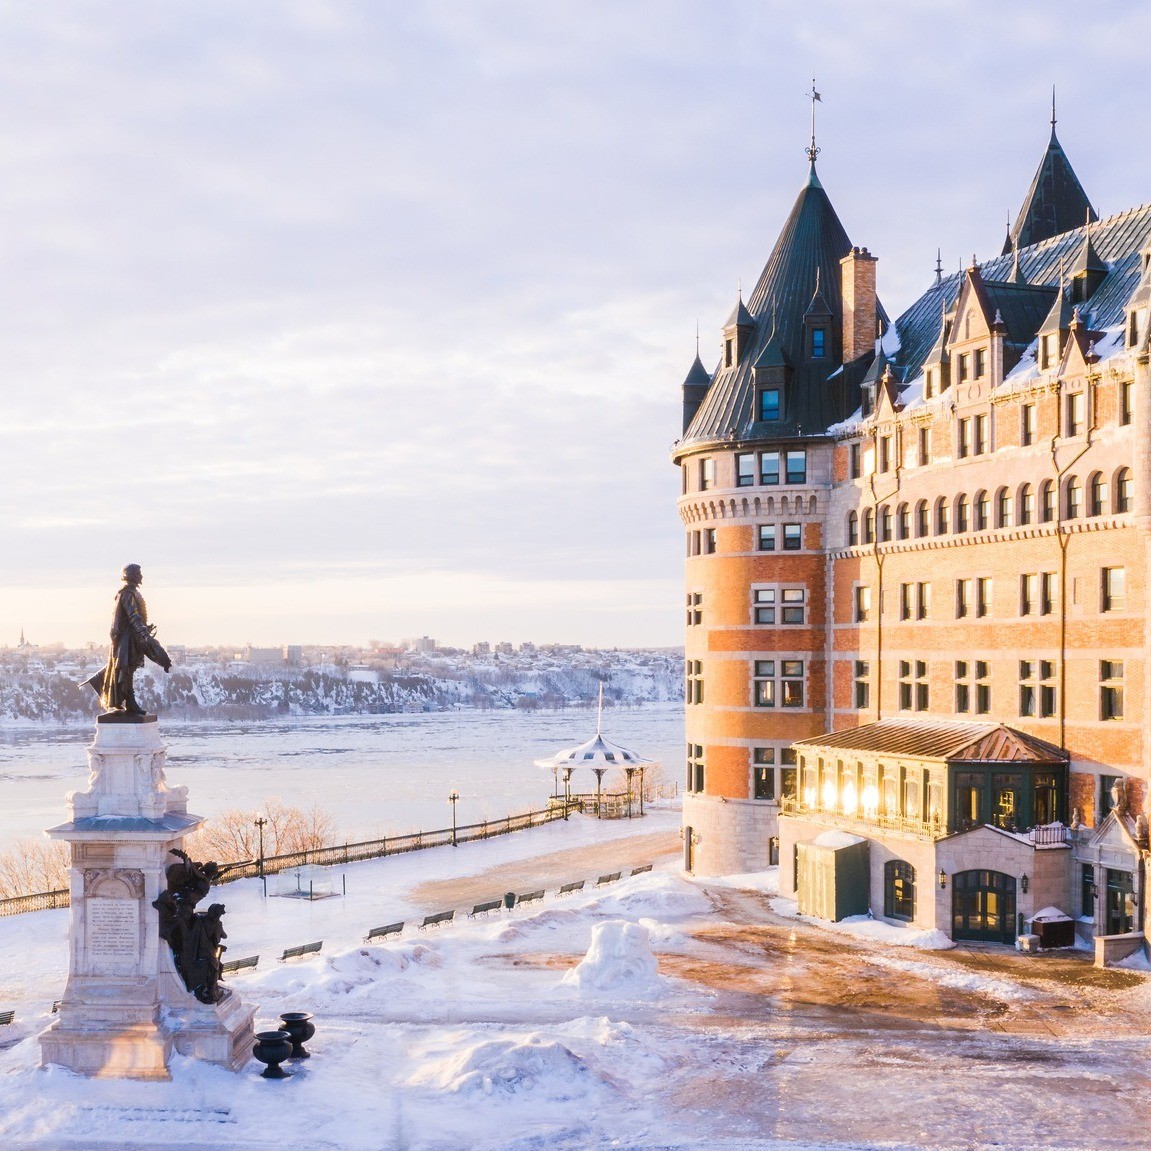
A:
254;814;268;879
562;767;574;820
625;768;637;819
592;767;607;819
449;790;460;846
638;765;646;817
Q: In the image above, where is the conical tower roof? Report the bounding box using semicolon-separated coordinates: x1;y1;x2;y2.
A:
682;352;711;388
1008;122;1096;251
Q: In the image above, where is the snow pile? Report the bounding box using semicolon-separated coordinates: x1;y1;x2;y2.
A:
866;954;1033;1001
770;898;955;950
812;830;865;849
562;920;661;994
408;1033;596;1100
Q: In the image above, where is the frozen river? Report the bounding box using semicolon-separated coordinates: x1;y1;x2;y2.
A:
0;703;685;849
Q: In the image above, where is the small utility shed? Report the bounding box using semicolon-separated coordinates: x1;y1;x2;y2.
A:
797;830;869;921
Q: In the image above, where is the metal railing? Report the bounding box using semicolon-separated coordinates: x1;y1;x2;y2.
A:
779;796;945;840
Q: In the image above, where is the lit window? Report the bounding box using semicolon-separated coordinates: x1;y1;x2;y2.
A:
854;585;871;623
752;748;776;801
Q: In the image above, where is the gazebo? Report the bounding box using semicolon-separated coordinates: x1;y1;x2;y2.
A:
533;689;657;818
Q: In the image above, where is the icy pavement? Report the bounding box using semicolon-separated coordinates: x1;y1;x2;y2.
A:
1;807;1149;1150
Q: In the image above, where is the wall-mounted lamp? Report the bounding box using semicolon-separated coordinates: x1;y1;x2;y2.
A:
939;869;947;890
1020;873;1029;894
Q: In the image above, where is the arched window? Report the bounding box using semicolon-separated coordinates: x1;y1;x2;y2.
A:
1040;480;1056;523
1089;472;1108;517
1018;483;1034;525
974;490;990;531
884;860;916;922
1115;467;1133;513
1065;475;1082;519
897;503;910;540
863;508;875;544
915;500;929;538
955;494;969;533
879;505;893;542
996;487;1013;528
848;511;859;547
935;496;950;535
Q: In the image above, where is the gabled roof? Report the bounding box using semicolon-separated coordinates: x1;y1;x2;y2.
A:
1008;125;1097;251
794;720;1068;763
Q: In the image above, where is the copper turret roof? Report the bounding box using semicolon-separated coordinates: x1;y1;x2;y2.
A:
1006;123;1096;252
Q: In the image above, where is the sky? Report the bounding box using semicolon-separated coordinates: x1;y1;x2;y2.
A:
0;1;1149;650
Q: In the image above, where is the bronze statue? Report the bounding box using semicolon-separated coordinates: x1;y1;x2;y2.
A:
153;848;234;1004
83;564;171;716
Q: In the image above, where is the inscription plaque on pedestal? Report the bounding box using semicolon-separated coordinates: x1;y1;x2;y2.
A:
88;898;139;973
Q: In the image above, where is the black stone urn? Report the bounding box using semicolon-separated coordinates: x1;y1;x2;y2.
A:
279;1012;316;1059
253;1030;294;1078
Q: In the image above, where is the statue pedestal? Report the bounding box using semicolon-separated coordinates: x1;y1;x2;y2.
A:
39;717;256;1079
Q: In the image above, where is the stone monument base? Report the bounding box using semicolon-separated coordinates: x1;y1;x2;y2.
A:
160;959;256;1072
39;1018;174;1081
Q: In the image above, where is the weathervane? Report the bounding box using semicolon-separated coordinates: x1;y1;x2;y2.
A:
806;78;821;164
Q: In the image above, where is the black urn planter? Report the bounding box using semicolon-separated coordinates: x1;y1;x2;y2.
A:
279;1012;316;1059
253;1030;294;1078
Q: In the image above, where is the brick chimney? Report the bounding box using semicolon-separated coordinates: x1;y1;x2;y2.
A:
840;247;879;365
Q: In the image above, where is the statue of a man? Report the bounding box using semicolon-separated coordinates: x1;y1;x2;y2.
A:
83;564;172;716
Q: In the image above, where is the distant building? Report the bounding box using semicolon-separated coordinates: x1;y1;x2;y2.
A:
673;107;1151;949
403;636;436;654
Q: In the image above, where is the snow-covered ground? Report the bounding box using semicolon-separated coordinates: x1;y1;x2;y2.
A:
1;807;1149;1150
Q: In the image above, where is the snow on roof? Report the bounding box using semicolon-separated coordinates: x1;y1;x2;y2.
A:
534;731;654;770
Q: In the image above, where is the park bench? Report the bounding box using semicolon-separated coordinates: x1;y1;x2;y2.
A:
596;872;622;886
515;890;544;907
280;941;323;962
221;955;259;975
366;922;404;942
468;900;502;918
51;1001;61;1014
557;880;585;896
0;1010;13;1026
630;864;653;876
419;910;454;931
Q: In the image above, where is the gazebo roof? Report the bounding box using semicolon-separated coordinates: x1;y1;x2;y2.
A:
534;731;654;771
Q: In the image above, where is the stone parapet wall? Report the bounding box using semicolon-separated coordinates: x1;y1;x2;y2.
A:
683;793;778;876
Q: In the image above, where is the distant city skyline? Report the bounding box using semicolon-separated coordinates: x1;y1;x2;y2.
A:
1;2;1148;648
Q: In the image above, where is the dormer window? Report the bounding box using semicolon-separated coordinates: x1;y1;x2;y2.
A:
1131;312;1141;348
974;348;986;379
1040;335;1053;370
925;369;934;399
811;327;826;359
759;388;781;422
725;338;733;368
957;354;970;382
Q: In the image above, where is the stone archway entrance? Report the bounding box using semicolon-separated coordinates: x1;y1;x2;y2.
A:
952;869;1017;944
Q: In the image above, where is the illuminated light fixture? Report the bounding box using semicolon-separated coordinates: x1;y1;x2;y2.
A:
1020;873;1029;894
841;781;858;815
939;869;947;889
821;779;838;809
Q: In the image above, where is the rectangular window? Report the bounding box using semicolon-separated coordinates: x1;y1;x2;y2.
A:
918;426;931;465
752;747;776;800
1101;660;1125;721
686;659;704;705
703;528;717;554
915;660;929;711
956;578;971;619
1022;403;1036;446
753;588;776;625
781;661;804;708
754;660;776;707
757;525;776;552
957;418;970;458
974;347;986;379
700;458;715;490
849;443;861;479
687;743;704;793
854;660;870;709
760;451;781;485
1082;864;1096;918
1102;567;1126;612
1121;381;1133;426
1019;660;1035;717
782;523;802;550
958;353;970;382
736;453;756;487
1040;572;1056;616
781;588;805;625
879;436;891;474
1021;659;1057;718
900;660;929;712
753;660;804;709
976;577;992;618
854;585;871;623
956;660;970;714
917;582;930;620
973;413;987;455
1039;659;1056;718
900;582;912;621
1066;392;1085;437
785;450;807;485
1020;573;1037;616
811;327;826;358
975;660;990;715
685;592;702;627
759;389;781;422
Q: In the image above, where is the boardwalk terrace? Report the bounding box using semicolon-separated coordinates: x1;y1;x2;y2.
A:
672;111;1151;949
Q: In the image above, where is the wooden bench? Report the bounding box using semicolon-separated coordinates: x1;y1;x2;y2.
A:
51;1001;61;1014
557;880;585;896
419;910;454;931
0;1010;14;1026
468;900;502;918
366;922;404;942
596;872;622;886
280;941;323;962
515;890;544;907
221;955;259;975
630;864;653;876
